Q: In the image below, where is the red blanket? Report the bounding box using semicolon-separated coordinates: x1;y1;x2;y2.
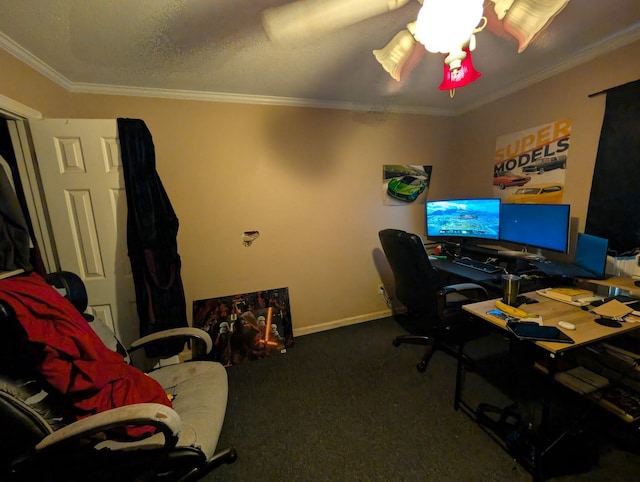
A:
0;272;171;438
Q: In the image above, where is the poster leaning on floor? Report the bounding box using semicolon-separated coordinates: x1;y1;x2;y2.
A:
193;287;293;366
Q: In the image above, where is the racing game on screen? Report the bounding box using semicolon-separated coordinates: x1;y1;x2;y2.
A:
426;198;500;241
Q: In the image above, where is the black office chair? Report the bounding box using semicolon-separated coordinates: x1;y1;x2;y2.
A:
378;229;489;372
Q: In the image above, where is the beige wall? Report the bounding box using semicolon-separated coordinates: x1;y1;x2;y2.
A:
0;49;454;334
454;39;640;254
1;39;639;335
0;49;72;116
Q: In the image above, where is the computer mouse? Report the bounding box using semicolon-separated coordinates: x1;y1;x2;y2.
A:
558;321;576;331
595;317;622;328
634;280;640;287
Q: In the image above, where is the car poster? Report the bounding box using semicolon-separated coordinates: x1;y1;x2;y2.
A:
493;119;571;203
383;165;432;205
193;287;293;366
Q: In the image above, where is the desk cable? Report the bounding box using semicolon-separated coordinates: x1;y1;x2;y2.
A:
380;287;392;309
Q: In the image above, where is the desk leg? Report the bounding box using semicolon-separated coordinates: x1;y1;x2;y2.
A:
527;353;559;481
540;353;558;435
454;333;544;478
454;342;465;411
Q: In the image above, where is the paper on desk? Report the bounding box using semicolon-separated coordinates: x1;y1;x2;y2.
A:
592;299;634;318
520;316;543;325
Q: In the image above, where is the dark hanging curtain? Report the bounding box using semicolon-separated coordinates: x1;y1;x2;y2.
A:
0;119;44;274
585;79;640;255
117;118;188;358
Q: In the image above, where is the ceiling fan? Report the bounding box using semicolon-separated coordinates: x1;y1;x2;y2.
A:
262;0;569;91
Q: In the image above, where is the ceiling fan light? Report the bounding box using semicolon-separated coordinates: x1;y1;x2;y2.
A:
439;48;481;91
373;25;418;81
444;48;467;71
491;0;516;20
415;0;484;53
502;0;569;53
467;33;477;51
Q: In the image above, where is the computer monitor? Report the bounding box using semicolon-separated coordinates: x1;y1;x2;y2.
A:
500;203;570;253
425;198;500;241
575;233;609;277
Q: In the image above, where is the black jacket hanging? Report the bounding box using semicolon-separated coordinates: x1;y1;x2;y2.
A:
118;118;187;358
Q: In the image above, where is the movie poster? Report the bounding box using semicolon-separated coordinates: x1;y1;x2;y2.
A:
383;165;432;205
193;288;293;366
492;119;571;204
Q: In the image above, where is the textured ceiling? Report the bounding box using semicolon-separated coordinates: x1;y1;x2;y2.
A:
0;0;639;115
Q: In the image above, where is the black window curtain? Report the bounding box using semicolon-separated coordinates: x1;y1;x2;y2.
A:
118;118;188;358
585;79;640;255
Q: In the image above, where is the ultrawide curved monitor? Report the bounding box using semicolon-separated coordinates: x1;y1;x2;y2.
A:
426;198;500;241
500;203;570;253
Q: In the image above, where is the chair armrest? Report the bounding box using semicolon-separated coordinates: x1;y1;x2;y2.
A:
35;403;181;451
129;327;213;355
442;282;489;300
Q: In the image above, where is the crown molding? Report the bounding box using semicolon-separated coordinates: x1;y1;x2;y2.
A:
0;30;453;117
2;22;639;119
456;23;640;115
68;81;452;116
0;32;74;90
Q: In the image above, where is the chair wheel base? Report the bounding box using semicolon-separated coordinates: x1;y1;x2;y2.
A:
416;362;428;372
392;339;401;347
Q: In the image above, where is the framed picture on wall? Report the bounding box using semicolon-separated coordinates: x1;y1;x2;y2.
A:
492;119;571;204
382;165;432;205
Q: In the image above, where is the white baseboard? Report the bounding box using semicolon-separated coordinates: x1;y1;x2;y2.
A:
293;309;393;337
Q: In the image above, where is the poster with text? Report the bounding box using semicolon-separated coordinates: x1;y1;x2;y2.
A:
383;165;432;205
193;288;293;366
493;119;571;204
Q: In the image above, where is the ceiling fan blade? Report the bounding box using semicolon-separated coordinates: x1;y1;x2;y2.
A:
262;0;412;44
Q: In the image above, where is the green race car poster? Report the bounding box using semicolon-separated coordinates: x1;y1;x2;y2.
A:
383;165;432;205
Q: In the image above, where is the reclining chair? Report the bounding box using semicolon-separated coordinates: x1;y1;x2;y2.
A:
0;271;237;482
378;229;489;372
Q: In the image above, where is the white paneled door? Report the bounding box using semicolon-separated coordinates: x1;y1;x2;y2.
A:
29;119;138;345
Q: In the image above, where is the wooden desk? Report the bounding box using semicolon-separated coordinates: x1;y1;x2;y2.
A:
462;290;640;354
430;257;567;298
583;275;640;298
456;291;640;479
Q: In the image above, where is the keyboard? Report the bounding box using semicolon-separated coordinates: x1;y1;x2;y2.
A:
453;258;503;274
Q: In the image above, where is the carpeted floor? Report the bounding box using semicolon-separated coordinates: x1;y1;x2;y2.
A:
207;317;640;481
